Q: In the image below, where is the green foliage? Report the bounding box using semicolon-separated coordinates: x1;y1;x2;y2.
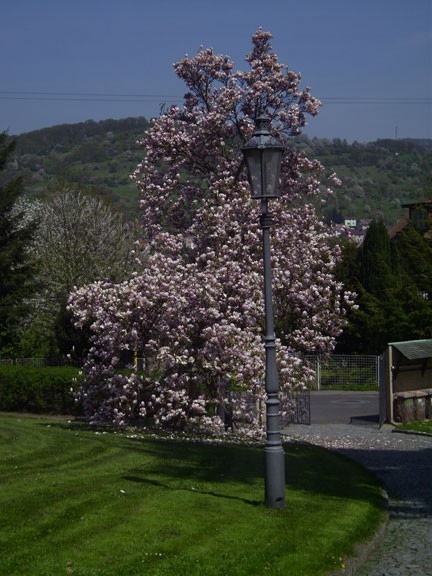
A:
0;366;80;414
9;303;91;359
13;322;59;358
0;414;385;576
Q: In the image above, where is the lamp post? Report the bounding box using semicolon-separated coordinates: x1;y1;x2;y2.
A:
241;116;285;509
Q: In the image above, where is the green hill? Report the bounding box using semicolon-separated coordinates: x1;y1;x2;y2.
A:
296;136;432;224
4;117;432;224
5;117;149;217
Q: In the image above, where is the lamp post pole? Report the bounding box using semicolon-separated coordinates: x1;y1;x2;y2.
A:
260;198;285;508
241;117;285;508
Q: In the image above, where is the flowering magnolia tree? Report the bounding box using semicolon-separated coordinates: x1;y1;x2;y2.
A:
69;29;354;432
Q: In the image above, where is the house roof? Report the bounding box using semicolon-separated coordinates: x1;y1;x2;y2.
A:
388;215;409;239
389;339;432;360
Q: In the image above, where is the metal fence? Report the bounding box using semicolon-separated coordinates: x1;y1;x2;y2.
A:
281;390;311;425
303;354;381;390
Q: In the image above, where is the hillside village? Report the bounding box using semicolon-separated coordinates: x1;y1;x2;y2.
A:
335;198;432;245
334;218;372;244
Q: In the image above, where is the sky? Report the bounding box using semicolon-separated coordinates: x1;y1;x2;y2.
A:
1;0;432;142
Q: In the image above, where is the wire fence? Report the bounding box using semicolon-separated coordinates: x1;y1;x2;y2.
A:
303;354;381;390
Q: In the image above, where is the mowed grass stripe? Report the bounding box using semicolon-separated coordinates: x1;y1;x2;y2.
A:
0;414;385;576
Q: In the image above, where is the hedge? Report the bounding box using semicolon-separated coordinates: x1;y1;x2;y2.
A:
0;366;82;415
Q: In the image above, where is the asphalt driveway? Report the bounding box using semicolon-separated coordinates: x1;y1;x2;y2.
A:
309;390;379;425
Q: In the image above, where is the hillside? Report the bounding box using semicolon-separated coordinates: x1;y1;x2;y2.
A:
5;117;149;217
297;136;432;225
4;117;432;224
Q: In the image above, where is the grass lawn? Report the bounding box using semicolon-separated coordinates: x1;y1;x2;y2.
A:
398;419;432;434
0;414;385;576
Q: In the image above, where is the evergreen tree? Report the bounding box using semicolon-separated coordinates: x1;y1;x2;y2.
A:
336;220;401;353
394;222;432;338
337;219;432;354
358;219;398;297
0;132;36;354
398;222;432;300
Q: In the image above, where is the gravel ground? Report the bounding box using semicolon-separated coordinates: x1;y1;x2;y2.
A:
283;423;432;576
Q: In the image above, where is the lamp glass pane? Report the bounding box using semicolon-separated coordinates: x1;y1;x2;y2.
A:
244;149;263;198
262;149;283;198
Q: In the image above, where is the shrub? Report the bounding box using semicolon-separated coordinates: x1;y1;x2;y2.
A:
0;366;81;415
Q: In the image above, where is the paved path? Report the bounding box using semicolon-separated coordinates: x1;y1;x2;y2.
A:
284;418;432;575
309;390;379;425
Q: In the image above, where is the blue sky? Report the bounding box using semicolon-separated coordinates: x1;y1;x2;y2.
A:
1;0;431;142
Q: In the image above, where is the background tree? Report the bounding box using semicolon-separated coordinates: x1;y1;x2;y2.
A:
33;188;136;299
69;29;354;430
0;132;36;355
15;188;138;357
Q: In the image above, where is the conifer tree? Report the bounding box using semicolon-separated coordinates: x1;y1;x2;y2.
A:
358;219;398;297
335;220;398;353
337;219;432;354
0;132;36;353
395;222;432;339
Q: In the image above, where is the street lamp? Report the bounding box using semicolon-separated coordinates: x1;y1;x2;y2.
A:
241;116;285;509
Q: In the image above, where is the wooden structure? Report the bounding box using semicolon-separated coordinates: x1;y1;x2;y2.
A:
383;339;432;423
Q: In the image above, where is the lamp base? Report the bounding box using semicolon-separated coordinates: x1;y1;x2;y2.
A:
265;444;285;508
